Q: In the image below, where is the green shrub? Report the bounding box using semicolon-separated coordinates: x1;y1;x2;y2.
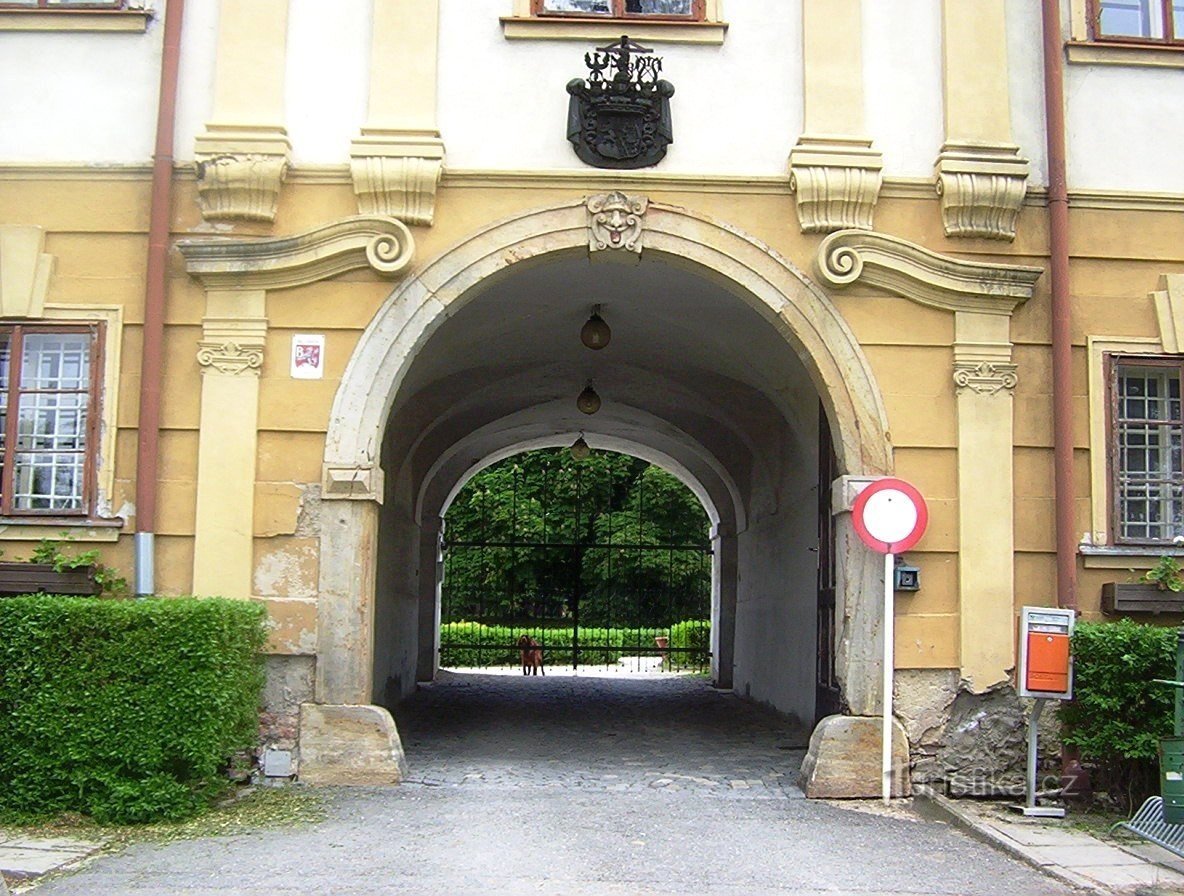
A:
669;619;711;669
1061;619;1177;808
0;595;267;824
439;620;711;669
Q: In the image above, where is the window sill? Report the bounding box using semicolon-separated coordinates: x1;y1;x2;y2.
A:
0;9;151;32
1066;40;1184;68
500;15;726;44
1080;543;1184;570
0;517;123;543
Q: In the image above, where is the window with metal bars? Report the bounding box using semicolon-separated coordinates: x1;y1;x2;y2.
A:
534;0;702;19
0;325;101;516
1110;357;1184;543
1092;0;1184;42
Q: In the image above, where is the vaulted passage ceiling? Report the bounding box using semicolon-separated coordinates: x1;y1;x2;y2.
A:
381;252;823;530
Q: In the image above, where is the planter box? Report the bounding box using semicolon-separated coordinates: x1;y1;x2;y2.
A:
1102;582;1184;615
0;562;100;597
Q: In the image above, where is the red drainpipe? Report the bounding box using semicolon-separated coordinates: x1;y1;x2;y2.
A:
1041;0;1077;611
135;0;185;596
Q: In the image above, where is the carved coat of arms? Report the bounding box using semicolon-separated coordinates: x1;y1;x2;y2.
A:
566;36;675;170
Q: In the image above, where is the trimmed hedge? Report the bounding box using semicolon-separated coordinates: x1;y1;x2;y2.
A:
440;620;710;669
1061;619;1177;807
0;595;267;823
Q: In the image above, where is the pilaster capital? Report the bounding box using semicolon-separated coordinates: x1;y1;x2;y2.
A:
197;340;264;376
952;360;1018;395
198;314;267;377
934;142;1030;241
789;136;883;233
193;125;292;224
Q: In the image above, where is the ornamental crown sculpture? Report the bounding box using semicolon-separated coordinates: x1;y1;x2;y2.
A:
566;35;675;170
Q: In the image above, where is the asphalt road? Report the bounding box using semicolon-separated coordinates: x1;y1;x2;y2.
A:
29;672;1076;896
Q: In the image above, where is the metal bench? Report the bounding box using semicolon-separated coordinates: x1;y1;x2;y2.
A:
1112;796;1184;858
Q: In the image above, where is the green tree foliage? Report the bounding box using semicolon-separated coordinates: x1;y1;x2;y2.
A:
443;449;710;628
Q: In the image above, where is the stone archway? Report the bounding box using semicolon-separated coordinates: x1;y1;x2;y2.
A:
313;197;894;749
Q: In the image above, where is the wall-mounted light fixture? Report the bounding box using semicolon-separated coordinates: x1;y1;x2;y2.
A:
570;434;591;460
581;305;611;350
577;381;601;415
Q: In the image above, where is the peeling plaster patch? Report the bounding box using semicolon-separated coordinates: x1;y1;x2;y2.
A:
254;540;318;597
295;484;322;537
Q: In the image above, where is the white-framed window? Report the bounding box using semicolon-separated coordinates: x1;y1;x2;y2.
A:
1109;356;1184;544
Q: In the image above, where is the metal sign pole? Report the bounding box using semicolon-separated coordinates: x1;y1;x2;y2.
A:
882;549;894;805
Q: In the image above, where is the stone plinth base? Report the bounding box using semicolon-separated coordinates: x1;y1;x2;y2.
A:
298;703;407;785
801;714;911;798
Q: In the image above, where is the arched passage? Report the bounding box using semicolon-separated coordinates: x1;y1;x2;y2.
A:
316;198;893;735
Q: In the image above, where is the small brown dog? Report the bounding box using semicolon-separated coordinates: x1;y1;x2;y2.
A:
517;635;544;676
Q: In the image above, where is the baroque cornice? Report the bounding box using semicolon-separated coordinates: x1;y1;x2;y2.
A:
815;229;1042;315
178;216;415;291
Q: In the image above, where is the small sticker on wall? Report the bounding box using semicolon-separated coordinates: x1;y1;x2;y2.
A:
291;334;324;379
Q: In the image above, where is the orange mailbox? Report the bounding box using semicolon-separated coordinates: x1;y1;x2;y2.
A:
1018;607;1074;700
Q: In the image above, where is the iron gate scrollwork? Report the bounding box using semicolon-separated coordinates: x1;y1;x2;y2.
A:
439;449;711;672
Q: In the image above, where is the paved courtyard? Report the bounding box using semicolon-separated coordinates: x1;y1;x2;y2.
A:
28;672;1076;896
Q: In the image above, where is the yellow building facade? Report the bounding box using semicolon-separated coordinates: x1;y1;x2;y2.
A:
2;0;1183;792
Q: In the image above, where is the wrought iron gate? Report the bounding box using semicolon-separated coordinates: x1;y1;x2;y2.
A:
439;450;712;672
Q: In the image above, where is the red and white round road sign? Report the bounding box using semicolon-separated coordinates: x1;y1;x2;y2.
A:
852;477;928;554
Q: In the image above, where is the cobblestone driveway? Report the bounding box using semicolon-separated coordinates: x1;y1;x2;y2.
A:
395;670;811;797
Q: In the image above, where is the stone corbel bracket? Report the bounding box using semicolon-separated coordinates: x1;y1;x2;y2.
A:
323;465;385;503
816;229;1042;314
350;131;446;226
789;136;884;233
934;142;1030;241
193;126;292;224
178;216;415;290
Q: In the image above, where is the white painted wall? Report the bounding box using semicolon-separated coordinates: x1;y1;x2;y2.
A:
284;0;370;165
862;0;943;180
1065;63;1184;194
0;15;165;162
438;0;800;175
174;0;219;160
1007;0;1049;187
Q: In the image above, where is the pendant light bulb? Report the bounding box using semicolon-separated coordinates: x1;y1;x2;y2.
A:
577;382;602;415
581;305;611;350
570;435;591;461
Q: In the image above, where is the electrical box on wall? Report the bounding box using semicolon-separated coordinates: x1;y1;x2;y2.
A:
1017;606;1075;700
893;561;920;592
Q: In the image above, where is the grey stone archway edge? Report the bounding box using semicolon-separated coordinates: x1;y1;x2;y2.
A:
315;199;897;715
